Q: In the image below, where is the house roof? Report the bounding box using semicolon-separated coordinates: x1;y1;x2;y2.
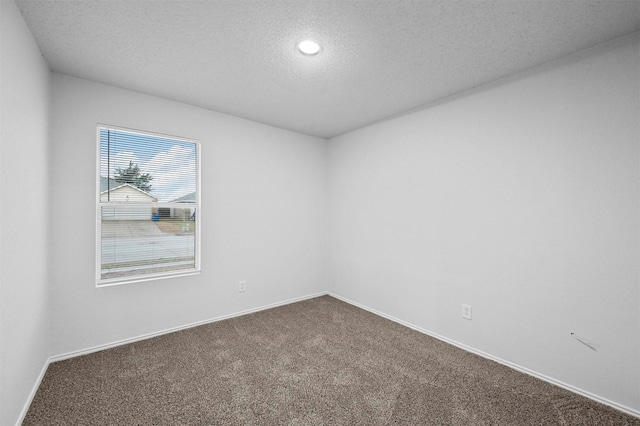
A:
100;176;123;193
170;192;196;204
100;176;158;201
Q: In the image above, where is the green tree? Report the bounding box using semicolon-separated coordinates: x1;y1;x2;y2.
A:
115;161;153;192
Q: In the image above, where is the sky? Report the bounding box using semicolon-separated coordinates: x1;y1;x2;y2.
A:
99;127;197;203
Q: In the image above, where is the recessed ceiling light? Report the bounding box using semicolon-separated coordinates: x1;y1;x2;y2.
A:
297;39;321;56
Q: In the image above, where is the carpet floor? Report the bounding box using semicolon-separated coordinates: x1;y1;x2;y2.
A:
24;295;639;425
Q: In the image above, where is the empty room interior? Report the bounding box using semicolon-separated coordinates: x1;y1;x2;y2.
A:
1;0;640;424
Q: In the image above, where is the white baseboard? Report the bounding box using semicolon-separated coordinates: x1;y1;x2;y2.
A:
49;291;329;362
19;290;639;424
328;292;640;420
15;357;50;426
18;291;328;426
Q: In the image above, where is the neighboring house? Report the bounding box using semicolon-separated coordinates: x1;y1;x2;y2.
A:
168;191;196;220
100;176;158;220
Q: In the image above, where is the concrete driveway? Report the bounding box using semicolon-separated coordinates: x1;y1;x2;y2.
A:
101;220;165;238
100;220;195;278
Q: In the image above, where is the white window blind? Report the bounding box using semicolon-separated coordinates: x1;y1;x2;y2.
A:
97;125;200;286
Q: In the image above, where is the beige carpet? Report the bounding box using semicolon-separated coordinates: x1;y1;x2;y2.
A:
24;295;639;425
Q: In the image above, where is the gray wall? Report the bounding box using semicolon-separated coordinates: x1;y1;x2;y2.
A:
0;1;52;424
328;34;640;412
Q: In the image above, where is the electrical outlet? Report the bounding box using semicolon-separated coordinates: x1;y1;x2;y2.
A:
462;304;472;320
239;281;246;292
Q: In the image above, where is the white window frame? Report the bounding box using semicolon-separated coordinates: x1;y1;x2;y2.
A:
96;124;201;287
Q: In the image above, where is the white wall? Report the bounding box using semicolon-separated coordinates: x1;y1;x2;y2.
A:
49;74;328;356
328;34;640;413
0;1;52;424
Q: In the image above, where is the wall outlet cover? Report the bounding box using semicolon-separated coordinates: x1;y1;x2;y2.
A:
462;304;472;320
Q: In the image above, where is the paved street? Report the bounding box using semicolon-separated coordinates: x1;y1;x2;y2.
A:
101;220;166;238
101;220;195;276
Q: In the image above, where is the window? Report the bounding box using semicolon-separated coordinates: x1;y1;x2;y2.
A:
97;125;200;286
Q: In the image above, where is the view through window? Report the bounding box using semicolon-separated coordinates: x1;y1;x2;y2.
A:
97;126;200;285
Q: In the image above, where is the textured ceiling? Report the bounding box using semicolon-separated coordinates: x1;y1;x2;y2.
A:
15;0;640;138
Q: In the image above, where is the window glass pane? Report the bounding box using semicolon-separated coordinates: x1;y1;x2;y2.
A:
100;205;196;281
99;128;196;203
